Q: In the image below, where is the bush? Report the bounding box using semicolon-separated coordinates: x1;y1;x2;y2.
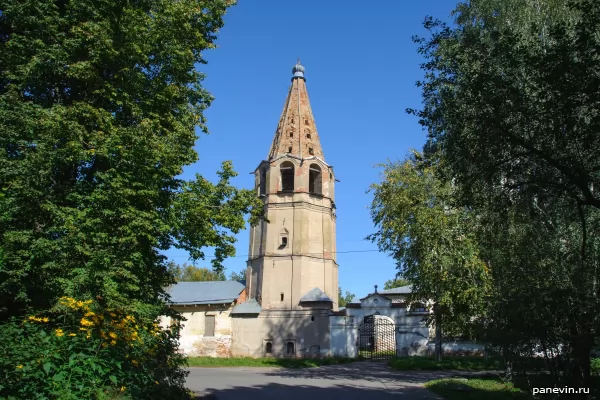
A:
0;297;189;400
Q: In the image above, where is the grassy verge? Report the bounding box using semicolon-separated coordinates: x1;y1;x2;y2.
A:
425;378;529;400
389;356;502;371
187;356;357;368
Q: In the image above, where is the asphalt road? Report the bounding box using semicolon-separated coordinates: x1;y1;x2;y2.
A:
185;361;457;400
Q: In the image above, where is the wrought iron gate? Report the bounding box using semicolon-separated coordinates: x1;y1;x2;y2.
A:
358;315;397;360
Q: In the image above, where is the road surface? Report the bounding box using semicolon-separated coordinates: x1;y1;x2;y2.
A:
185;361;461;399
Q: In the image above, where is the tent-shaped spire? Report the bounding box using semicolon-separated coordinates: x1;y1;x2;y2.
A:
268;60;325;161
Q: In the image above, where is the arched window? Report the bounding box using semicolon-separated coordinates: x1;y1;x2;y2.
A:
280;161;294;192
305;129;311;139
309;164;322;195
265;342;273;354
259;168;266;196
286;341;295;355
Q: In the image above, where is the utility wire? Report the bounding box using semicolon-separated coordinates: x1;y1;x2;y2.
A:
201;249;380;260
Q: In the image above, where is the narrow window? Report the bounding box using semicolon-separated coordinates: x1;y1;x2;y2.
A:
259;168;266;196
280;161;294;191
204;315;215;337
309;164;322;195
306;133;311;139
281;236;288;247
265;342;273;354
287;341;295;355
287;146;292;153
280;292;284;302
289;131;293;138
304;117;309;125
308;147;314;155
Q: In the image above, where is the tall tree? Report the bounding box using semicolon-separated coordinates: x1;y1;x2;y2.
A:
0;0;261;397
369;151;491;361
410;0;600;385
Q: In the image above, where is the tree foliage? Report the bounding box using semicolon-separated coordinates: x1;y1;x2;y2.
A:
0;0;262;398
384;277;410;290
228;268;246;282
368;151;491;359
168;262;226;282
410;0;600;387
338;287;356;308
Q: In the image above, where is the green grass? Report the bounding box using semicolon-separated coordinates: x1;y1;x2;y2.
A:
187;356;357;368
388;356;503;371
425;378;530;400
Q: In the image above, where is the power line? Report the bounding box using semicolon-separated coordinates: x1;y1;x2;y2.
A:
202;249;380;260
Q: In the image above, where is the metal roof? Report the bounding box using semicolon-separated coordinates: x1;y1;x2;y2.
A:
380;285;413;295
299;287;333;303
167;281;245;305
231;298;262;315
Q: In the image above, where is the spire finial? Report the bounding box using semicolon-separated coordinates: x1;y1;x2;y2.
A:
291;59;305;80
374;285;378;293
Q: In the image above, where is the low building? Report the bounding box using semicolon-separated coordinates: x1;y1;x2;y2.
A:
161;281;247;357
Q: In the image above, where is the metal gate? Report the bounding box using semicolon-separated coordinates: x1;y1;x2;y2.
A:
358;315;397;360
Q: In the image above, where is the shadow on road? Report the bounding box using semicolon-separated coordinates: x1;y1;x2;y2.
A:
263;360;499;384
193;382;438;400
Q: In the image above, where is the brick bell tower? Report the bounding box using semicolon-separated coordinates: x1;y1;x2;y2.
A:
246;60;339;311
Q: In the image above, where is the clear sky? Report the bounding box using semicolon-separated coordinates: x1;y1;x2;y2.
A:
164;0;458;300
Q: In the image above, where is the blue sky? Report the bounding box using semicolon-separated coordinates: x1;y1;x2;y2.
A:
164;0;458;300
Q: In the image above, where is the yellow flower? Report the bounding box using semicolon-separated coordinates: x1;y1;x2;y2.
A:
55;328;64;337
108;332;118;339
120;386;126;392
28;316;36;321
16;365;23;369
110;312;117;318
68;333;77;337
42;317;49;323
110;339;117;346
155;381;159;385
131;360;139;367
84;311;95;317
80;318;94;327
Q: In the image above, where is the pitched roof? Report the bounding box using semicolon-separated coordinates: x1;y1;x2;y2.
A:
167;281;244;305
359;293;391;301
267;61;326;161
231;298;262;315
380;285;413;295
299;287;333;303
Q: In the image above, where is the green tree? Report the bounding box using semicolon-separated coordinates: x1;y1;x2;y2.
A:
338;287;356;308
410;0;600;385
368;151;491;361
0;0;262;398
383;277;410;290
229;268;246;282
169;262;226;282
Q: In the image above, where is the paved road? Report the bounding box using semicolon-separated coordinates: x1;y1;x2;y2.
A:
186;361;480;399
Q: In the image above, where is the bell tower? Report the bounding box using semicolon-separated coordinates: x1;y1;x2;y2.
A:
247;60;339;311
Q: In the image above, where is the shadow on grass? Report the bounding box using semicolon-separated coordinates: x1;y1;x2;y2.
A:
389;356;503;372
425;377;530;400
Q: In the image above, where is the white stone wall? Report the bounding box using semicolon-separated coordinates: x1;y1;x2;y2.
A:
161;304;234;357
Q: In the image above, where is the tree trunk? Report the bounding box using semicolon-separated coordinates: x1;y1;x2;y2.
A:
503;342;513;382
434;302;442;362
571;335;592;391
